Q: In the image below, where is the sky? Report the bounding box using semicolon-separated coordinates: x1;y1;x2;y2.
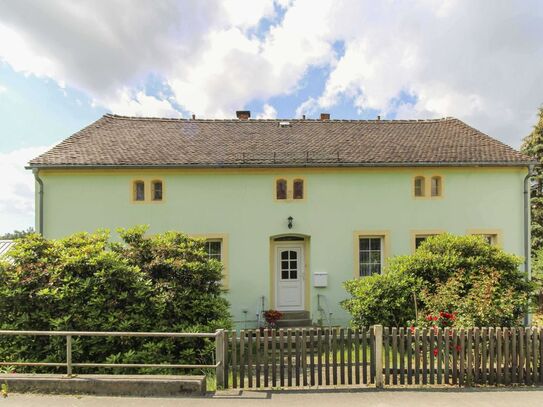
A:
0;0;543;234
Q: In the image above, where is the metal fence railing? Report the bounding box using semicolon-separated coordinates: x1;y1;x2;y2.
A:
0;329;227;386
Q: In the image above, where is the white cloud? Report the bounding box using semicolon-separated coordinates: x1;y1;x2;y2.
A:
295;97;319;118
0;0;542;145
0;145;52;234
0;84;6;93
105;89;181;118
221;0;275;29
0;23;58;79
257;103;277;119
294;0;543;146
0;0;334;118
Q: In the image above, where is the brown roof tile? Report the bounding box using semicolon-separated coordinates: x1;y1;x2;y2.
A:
28;114;533;168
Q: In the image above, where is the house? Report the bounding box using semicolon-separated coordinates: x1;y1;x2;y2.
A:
27;111;535;328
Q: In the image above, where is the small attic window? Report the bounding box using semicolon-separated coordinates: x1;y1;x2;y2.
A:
414;176;425;197
293;179;304;199
151;180;163;201
133;180;145;202
278;121;291;128
276;179;287;200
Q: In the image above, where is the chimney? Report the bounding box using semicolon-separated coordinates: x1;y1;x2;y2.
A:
191;114;196;120
320;113;330;121
377;115;381;121
236;110;251;120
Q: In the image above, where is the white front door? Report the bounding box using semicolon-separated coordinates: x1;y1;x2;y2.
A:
276;244;304;311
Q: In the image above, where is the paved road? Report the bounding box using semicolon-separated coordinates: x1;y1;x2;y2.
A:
3;388;543;406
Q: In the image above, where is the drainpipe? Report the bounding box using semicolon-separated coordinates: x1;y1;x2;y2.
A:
33;169;44;235
524;165;534;325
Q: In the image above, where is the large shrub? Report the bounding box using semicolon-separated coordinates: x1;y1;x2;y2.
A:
342;234;532;328
342;270;422;328
0;227;231;373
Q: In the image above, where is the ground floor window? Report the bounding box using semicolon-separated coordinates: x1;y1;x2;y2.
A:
359;236;383;276
205;240;222;261
481;234;498;245
470;233;499;246
414;234;440;249
415;235;428;249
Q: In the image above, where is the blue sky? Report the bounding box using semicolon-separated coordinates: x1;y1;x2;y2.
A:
0;63;105;152
1;0;543;234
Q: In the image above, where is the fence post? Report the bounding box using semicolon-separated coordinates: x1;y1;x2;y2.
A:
66;335;73;377
374;325;384;388
216;329;226;388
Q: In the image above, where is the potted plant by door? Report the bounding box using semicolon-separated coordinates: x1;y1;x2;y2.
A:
263;310;283;329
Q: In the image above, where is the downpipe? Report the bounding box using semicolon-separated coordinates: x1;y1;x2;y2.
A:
524;165;534;325
33;169;44;235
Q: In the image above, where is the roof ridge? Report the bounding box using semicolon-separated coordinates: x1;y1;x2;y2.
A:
103;113;454;124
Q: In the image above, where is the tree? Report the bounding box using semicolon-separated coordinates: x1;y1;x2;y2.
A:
521;106;543;254
0;227;34;240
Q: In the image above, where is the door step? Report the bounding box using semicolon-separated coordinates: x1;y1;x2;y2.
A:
276;311;312;328
279;310;310;320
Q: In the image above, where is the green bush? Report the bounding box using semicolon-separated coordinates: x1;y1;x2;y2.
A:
342;234;532;328
419;267;528;327
0;227;231;373
342;270;422;328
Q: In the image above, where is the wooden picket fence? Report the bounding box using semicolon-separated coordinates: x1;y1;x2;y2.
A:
383;326;543;386
224;327;376;388
220;326;543;389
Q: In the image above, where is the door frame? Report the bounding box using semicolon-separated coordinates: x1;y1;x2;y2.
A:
269;235;310;311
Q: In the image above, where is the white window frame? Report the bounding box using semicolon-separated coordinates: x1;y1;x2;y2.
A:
205;239;223;262
358;236;384;277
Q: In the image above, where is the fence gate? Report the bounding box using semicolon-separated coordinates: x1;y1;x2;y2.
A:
224;327;376;389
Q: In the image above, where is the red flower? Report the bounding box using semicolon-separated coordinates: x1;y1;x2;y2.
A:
455;344;462;352
409;325;415;334
433;348;439;357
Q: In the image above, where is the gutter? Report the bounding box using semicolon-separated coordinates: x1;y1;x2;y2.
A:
32;169;44;235
25;161;539;170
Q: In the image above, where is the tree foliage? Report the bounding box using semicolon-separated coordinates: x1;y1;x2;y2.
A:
0;227;34;240
342;234;531;328
342;269;422;328
521;106;543;254
0;227;231;373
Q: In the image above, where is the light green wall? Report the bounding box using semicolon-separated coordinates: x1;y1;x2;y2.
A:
36;167;527;328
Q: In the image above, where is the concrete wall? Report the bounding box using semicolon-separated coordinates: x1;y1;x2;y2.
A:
36;166;528;328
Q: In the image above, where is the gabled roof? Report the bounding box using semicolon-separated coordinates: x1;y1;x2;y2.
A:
28;114;533;168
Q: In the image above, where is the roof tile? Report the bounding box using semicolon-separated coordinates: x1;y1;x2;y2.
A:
28;114;532;167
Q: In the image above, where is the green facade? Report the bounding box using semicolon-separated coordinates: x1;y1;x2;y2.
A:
36;166;528;328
